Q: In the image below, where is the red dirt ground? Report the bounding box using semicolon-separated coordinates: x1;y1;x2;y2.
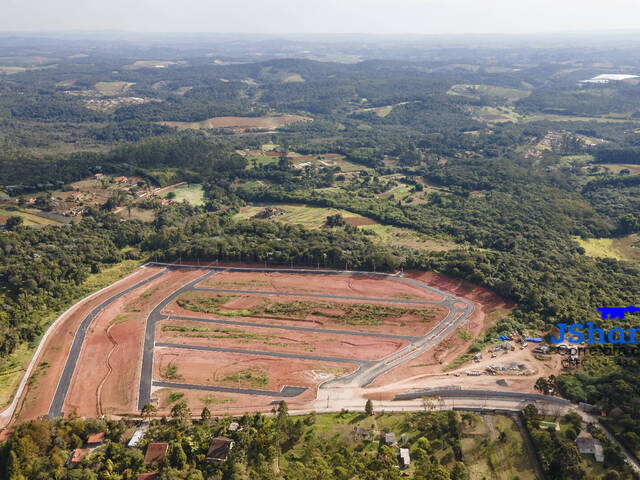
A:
63;269;207;418
156;319;408;361
164;292;448;337
14;266;163;423
153;347;355;412
198;271;445;302
367;271;515;387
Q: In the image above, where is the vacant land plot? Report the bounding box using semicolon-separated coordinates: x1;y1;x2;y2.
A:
199;271;445;301
8;265;484;424
0;208;64;227
448;84;531;102
93;81;135;95
160;183;205;206
156;319;408;360
154;347;355;392
575;234;640;262
160;114;312;131
124;60;177;70
234;203;375;229
169;291;442;334
597;163;640;175
460;413;537;480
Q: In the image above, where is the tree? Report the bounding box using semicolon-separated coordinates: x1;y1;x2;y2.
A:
170;442;187;470
141;403;157;420
365;399;374;416
170;402;191;422
5;216;23;231
535;377;549;395
200;406;211;420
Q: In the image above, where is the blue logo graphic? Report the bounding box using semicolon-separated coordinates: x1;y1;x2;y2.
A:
552;307;640;344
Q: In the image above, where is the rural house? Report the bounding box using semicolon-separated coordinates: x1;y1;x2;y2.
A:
399;448;411;468
67;448;89;466
576;437;604;462
206;437;234;462
87;432;105;447
144;442;169;464
384;432;396;445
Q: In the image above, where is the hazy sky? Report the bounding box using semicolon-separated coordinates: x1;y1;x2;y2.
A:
3;0;640;35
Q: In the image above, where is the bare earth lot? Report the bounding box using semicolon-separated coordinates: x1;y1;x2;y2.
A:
7;264;534;423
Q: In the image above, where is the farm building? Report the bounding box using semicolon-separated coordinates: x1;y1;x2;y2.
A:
144;442;169;464
576;436;604;462
206;437;234;462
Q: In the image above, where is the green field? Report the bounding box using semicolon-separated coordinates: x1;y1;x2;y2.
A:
473;106;522;123
448;84;531;102
460;413;537;480
93;81;135;95
161;183;205;206
0;208;65;227
234;203;374;229
575;234;640;263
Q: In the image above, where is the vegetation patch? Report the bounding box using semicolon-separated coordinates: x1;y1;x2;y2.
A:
178;295;436;326
223;368;268;388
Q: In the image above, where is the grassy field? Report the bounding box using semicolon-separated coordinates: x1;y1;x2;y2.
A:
598;163;640;175
460;413;537;480
448;84;531;102
359;223;459;251
161;183;205;206
235;203;459;251
93;81;135;95
280;411;460;477
0;208;65;227
473;106;522;123
234;203;374;229
116;207;156;222
124;60;176;70
0;258;144;409
575;234;640;262
0;66;27;75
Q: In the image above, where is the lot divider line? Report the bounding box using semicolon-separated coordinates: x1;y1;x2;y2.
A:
163;315;421;341
152;381;307;397
155;342;370;365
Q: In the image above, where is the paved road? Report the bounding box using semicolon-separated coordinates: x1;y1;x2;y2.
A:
394;388;570;405
156;342;371;365
48;269;168;418
167;314;420;341
137;264;474;403
137;270;217;409
152;381;307;397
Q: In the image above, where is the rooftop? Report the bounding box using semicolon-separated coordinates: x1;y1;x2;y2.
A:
144;442;169;464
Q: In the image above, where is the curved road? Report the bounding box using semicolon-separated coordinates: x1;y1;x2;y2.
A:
137;263;474;407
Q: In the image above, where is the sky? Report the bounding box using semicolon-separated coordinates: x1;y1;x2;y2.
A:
3;0;640;35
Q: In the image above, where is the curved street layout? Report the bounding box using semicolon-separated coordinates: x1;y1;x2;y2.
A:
43;263;474;418
135;263;474;409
